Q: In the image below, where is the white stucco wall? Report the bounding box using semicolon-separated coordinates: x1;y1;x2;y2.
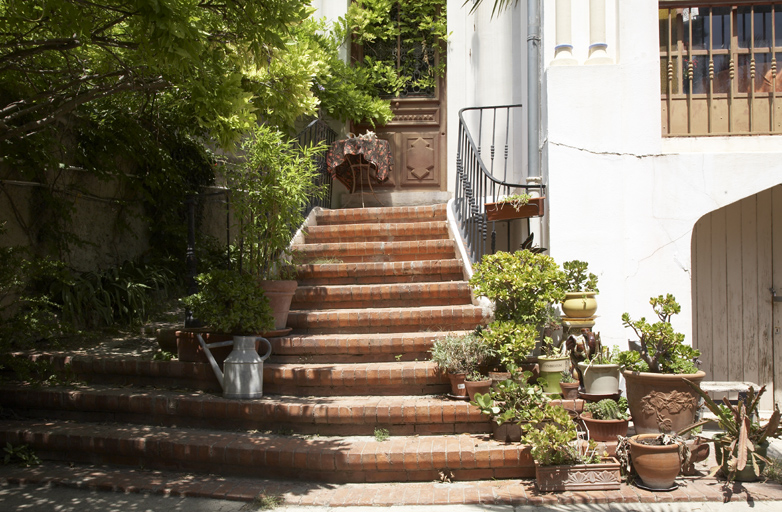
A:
542;0;782;348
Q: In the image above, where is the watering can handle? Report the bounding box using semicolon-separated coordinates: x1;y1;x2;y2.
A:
256;336;272;361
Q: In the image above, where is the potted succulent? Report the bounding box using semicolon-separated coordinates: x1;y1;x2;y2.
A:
581;397;631;442
571;333;621;395
561;260;599;318
684;380;781;482
429;331;493;398
464;370;493;401
615;294;705;434
558;371;580;400
226;125;327;330
180;268;275;398
524;404;621;491
484;192;545;222
471;374;550;442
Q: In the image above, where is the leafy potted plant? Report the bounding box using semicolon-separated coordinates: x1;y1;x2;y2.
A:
226;124;327;330
581;397;631;442
429;331;493;398
684;380;782;482
524;404;621;491
471;375;550;442
571;333;621;395
180;268;275;398
615;294;705;434
561;260;599;318
484;192;546;222
464;370;493;401
558;371;580;400
478;321;537;377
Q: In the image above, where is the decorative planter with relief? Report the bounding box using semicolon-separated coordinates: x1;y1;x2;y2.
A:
623;370;706;434
561;291;598;318
484;196;545;222
535;458;621;492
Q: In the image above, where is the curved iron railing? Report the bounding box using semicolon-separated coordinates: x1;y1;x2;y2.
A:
294;117;338;216
453;104;545;263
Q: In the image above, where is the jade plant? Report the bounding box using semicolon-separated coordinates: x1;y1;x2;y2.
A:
470;250;566;327
180;269;274;335
616;294;700;374
522;404;601;466
471;376;550;426
478;321;537;371
562;260;599;293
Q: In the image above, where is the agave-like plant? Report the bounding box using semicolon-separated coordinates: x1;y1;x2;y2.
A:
684;379;781;480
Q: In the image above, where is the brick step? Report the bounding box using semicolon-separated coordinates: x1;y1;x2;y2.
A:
303;221;449;244
264;361;448;396
295;259;465;286
315;204;447;226
0;419;533;482
290;282;473;310
0;386;488;436
268;331;469;364
287;305;489;334
291;239;456;264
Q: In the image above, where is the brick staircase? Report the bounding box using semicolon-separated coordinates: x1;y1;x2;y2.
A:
0;204;537;483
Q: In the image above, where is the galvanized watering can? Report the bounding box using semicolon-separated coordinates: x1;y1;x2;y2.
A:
196;334;272;399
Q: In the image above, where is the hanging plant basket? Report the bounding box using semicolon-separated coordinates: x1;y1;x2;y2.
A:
485;196;545;221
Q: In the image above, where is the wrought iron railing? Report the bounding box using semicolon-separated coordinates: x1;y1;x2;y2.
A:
294;117;338;216
453;104;545;263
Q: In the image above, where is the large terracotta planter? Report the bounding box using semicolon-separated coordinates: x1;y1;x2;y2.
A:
628;434;682;490
623;370;706;435
535;458;621;492
580;412;629;442
259;279;298;330
561;291;598;318
578;362;620;395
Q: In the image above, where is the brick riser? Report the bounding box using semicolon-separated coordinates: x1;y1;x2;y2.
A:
288;305;488;334
0;387;488;436
295;260;464;286
303;221;449;244
315;205;447;226
0;420;534;483
292;240;456;264
291;282;473;310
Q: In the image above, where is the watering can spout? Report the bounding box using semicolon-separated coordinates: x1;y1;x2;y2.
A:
196;334;272;399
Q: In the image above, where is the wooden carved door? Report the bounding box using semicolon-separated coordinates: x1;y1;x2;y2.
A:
353;3;447;193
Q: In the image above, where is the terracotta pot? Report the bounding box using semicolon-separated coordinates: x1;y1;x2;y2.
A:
580;412;629;442
534;457;621;492
259;279;298;330
623;370;706;435
447;372;467;397
492;421;522;443
559;381;580;400
484;196;545;222
489;371;512;389
465;379;492;401
714;435;768;481
628;434;682;490
561;291;598;318
578;362;620;395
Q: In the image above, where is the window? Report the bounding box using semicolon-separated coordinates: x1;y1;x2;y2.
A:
660;2;782;136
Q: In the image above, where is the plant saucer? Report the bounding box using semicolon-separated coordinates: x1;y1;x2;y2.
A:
634;481;678;492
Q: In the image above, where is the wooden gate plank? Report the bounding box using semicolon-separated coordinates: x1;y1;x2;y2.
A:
711;208;729;382
741;196;760;399
756;188;774;410
726;202;744;382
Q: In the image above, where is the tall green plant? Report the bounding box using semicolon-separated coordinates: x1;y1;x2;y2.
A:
228;125;327;279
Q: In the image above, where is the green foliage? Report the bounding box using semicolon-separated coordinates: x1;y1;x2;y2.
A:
429;332;493;375
180;269;274;335
496;193;531;212
619;294;700;374
586;398;630;421
344;0;448;98
0;358;79;388
374;427;390;442
562;260;599;293
48;261;176;330
470;250;566;326
479;321;536;370
2;443;41;467
522;404;600;466
471;377;550;426
684;380;781;481
229;124;327;279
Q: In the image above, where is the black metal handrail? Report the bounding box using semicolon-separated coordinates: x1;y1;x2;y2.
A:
294;117;338;217
453;104;545;263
